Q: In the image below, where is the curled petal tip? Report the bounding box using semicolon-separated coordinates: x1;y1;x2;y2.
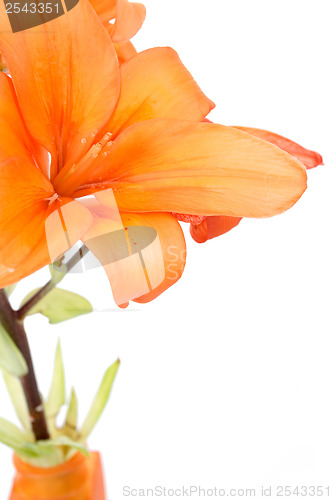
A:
190;216;242;243
306;151;324;169
234;126;323;170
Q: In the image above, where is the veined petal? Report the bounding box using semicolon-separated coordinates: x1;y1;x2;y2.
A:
0;159;92;287
0;0;120;178
81;191;185;305
109;0;146;43
101;47;214;138
190;216;242;243
234;127;323;170
188;125;321;244
173;213;206;224
0;73;37;166
84;119;307;218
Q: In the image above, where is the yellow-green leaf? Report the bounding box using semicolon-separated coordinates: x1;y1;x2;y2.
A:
21;288;93;324
66;389;78;431
47;436;89;457
80;360;120;440
49;262;66;285
0;324;28;377
0;416;30;450
5;283;17;297
45;341;65;420
3;372;31;433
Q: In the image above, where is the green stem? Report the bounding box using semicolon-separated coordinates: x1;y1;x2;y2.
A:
17;245;90;320
0;290;50;441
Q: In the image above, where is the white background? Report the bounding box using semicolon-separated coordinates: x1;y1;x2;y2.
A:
1;0;332;498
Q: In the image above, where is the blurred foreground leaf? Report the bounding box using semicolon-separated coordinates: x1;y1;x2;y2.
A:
0;417;30;450
65;389;78;431
45;341;65;420
80;359;120;440
5;283;17;297
3;372;31;432
0;324;28;377
49;262;66;285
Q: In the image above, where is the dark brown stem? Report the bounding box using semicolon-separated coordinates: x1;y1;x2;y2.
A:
0;290;49;441
17;245;90;320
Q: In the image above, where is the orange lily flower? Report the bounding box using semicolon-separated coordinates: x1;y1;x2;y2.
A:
190;126;322;243
0;1;308;305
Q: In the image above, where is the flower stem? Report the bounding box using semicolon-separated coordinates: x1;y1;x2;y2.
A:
0;290;50;441
17;245;90;320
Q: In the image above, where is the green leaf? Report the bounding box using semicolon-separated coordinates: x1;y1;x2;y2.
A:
17;437;89;467
0;416;30;450
49;262;66;285
80;359;120;440
0;324;28;377
66;389;78;431
45;341;65;419
0;421;63;467
21;288;93;324
3;372;31;433
16;443;64;468
5;283;17;297
46;436;89;457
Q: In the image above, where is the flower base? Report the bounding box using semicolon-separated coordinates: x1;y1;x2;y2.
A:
9;451;106;500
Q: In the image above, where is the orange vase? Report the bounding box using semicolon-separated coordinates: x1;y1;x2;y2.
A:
9;451;106;500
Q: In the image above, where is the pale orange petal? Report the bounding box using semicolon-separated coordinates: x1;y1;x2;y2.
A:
101;47;214;137
0;159;92;287
113;41;137;65
0;0;120;178
190;216;242;243
81;191;185;305
234;127;323;170
127;212;186;304
89;0;116;24
109;0;146;43
78;119;307;219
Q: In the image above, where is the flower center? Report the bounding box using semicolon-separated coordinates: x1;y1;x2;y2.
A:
53;132;113;197
46;193;59;205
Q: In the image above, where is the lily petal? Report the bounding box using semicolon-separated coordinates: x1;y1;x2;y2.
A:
0;73;37;166
108;0;146;43
113;41;137;65
0;159;92;288
189;127;322;244
234;127;323;169
81;191;186;305
127;212;186;304
102;47;214;137
190;216;242;243
0;0;120;177
189;126;321;244
89;0;116;24
81;119;307;218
